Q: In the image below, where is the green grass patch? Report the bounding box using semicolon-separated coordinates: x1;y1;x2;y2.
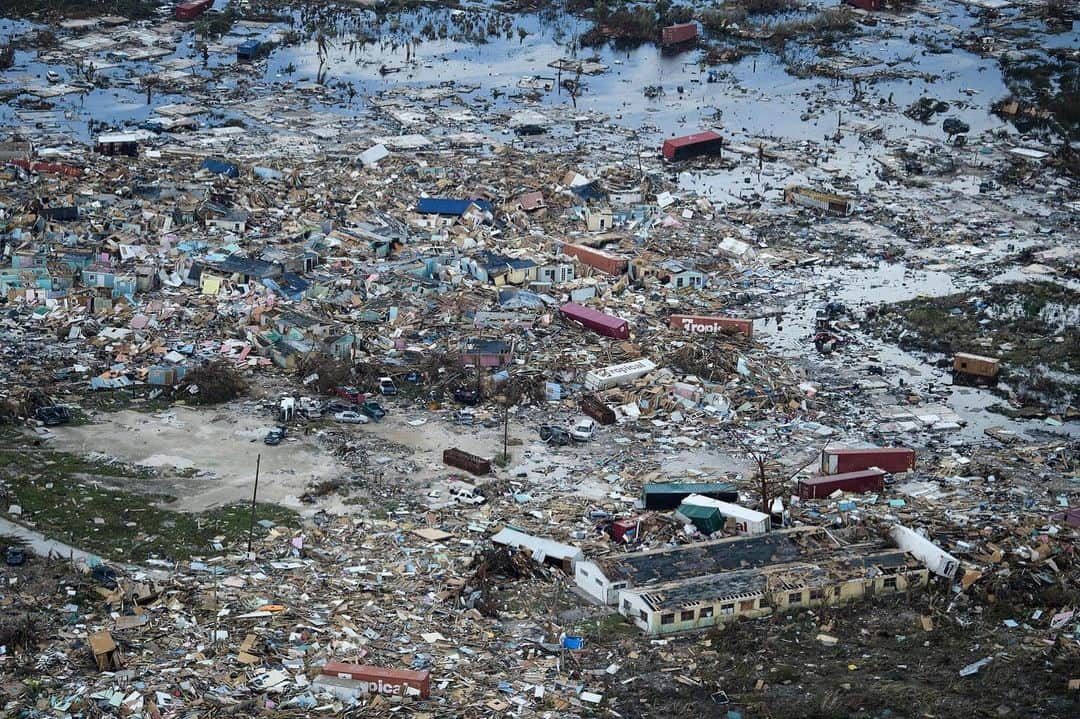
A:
870;282;1078;374
0;449;298;563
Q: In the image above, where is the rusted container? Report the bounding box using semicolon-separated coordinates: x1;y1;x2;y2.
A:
443;447;491;476
661;22;698;45
580;394;616;425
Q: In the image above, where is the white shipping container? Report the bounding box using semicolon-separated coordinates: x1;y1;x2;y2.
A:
583;359;657;392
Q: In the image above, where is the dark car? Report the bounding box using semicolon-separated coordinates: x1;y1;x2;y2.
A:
324;400;354;414
5;546;26;566
404;371;423;385
538;425;572;446
91;564;119;589
360;401;386;421
453;388;480;406
264;427;286;445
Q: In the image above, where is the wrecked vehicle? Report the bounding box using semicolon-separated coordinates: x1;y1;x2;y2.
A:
333;411;369;424
36;405;72;426
452;388;481;406
264;426;287;445
538;424;571;445
360;400;387;421
570;417;597;442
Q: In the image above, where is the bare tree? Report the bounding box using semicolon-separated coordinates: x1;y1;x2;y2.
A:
730;430;824;517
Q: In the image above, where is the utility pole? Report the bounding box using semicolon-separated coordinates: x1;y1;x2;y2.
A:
246;454;261;558
502;396;509;461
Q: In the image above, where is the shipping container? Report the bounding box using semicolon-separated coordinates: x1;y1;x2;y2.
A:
559;243;629;275
798;468;886;500
661;22;698;46
784;185;854;215
580;393;617;425
321;663;431;698
662;131;724;162
583;358;657;391
675;502;725;534
560;302;630;340
610;516;641;542
820;447;915;475
953;352;999;385
669;314;753;338
642;482;738;510
175;0;214;21
681;494;770;535
442;447;491;476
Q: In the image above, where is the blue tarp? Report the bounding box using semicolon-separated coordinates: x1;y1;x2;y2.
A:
416;197;493;215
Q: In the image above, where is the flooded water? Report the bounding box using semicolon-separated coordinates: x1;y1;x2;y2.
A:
754;259;1080;442
0;1;1052;152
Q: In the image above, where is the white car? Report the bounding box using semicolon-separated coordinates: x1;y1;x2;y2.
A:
333;411;369;424
570;417;597;441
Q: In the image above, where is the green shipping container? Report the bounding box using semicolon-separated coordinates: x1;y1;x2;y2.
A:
677;502;725;535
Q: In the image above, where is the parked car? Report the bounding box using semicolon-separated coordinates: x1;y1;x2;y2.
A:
91;564;119;588
333;411;369;424
5;546;26;566
378;376;398;396
333;386;362;403
360;400;386;421
570;417;597;442
264;427;286;445
539;425;572;446
453;387;480;406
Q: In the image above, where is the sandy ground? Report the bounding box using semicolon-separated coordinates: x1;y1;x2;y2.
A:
43;403;757;514
46;406;346;511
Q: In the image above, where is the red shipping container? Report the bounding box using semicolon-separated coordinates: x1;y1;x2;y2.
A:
669;314;753;338
560;302;630;340
662;131;724;161
611;517;640;542
322;663;431;698
560;243;628;275
10;159;83;178
661;22;698;46
798;469;886;500
176;0;214;21
821;447;915;475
